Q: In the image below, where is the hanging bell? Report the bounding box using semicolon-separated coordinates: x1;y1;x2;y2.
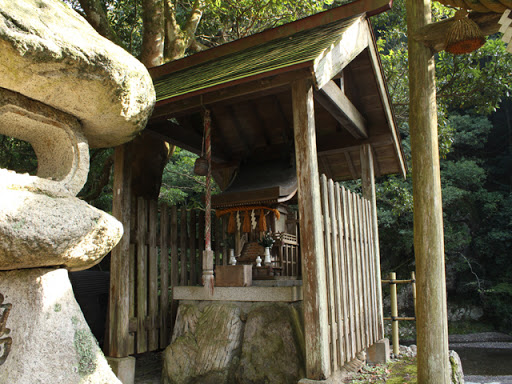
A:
194;156;208;176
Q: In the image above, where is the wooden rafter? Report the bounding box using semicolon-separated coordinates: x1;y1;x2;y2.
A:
317;133;393;156
146;120;229;162
315;80;368;139
151;68;310;119
313;17;370;90
366;32;407;178
345;152;358;179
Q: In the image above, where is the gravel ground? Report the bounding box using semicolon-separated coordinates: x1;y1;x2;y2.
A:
134;351;162;384
132;333;512;384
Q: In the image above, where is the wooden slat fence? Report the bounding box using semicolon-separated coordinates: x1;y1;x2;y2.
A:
125;198;228;355
320;174;382;371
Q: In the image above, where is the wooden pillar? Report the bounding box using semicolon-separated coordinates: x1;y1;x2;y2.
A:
292;78;330;380
406;1;450;382
360;144;384;340
107;144;132;358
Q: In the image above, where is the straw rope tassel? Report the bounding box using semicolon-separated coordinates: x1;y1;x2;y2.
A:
445;9;485;54
202;110;214;296
227;212;236;234
259;209;267;232
243;210;251;233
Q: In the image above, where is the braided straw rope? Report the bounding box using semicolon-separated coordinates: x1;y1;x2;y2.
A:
204;110;212;251
436;0;512;13
202;110;214;295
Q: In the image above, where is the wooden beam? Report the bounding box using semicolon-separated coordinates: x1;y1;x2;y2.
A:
317;132;394;156
292;78;331;380
315;80;368;139
360;144;384;340
227;105;252;154
345;152;358;179
406;0;450;382
366;32;407;179
413;12;501;53
146;120;229;163
107;144;132;358
371;145;382;178
313;16;370;90
151;68;311;119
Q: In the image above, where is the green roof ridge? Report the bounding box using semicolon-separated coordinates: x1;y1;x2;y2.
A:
154;15;360;102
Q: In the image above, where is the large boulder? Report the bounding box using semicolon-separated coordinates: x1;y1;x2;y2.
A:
235;304;306;384
0;268;121;384
163;303;243;384
0;0;155;148
162;301;305;384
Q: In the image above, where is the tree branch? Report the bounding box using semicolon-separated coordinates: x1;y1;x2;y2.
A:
80;154;114;202
141;0;165;66
78;0;123;47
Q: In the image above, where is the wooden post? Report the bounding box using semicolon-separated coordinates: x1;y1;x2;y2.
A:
389;272;399;356
406;0;450;382
292;78;330;380
360;144;384;340
107;144;132;357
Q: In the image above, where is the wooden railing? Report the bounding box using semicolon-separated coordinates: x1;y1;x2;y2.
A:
123;198;228;355
274;232;301;277
320;175;383;371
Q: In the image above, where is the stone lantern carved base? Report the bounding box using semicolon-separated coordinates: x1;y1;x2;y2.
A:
0;268;121;384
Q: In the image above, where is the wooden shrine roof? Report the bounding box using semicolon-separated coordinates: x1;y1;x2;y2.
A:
147;0;406;195
154;16;362;102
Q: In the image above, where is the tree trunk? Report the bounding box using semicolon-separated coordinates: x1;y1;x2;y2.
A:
406;1;450;383
78;0;122;46
141;0;165;67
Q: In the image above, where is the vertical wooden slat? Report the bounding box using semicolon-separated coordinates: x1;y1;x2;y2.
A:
366;199;377;345
170;206;179;333
342;187;356;361
292;78;330;380
335;183;350;363
136;197;148;353
328;179;344;366
320;175;337;373
361;198;372;345
360;143;384;340
159;204;169;348
198;211;205;275
148;200;159;351
128;240;135;355
222;217;229;266
215;216;222;267
358;195;370;348
180;208;188;286
189;210;197;285
351;192;363;352
108;145;132;358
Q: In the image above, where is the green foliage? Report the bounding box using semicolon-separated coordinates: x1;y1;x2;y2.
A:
0;135;37;175
106;0;143;55
78;148;114;213
159;147;219;208
198;0;337;46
